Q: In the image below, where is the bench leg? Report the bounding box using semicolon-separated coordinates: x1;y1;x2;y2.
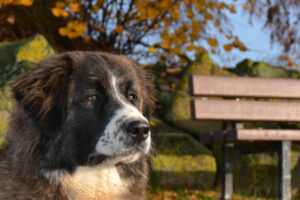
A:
221;143;234;200
279;141;291;200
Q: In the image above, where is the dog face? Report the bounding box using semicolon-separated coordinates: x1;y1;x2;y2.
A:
11;52;155;172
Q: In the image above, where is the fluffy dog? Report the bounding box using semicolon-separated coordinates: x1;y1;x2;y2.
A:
0;52;155;200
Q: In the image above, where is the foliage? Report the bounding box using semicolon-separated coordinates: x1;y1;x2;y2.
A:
1;1;300;68
0;0;247;66
243;0;300;68
0;0;33;7
0;86;12;149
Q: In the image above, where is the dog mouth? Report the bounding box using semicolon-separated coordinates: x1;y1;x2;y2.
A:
87;148;142;166
87;154;108;165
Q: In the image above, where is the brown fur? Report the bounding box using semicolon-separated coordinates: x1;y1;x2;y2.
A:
0;52;155;200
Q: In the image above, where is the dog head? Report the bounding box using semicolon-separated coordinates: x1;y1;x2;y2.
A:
11;52;155;172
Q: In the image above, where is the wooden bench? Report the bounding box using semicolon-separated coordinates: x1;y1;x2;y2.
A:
189;75;300;200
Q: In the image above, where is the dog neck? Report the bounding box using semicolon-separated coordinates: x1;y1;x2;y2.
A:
46;165;130;200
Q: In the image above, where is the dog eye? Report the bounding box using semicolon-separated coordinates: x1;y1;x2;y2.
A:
127;93;137;102
87;95;97;101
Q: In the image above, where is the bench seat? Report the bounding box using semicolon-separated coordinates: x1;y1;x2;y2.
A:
200;129;300;144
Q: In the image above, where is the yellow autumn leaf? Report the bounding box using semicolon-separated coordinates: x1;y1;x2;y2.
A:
172;47;181;54
159;1;170;9
186;44;196;51
235;41;247;51
234;36;239;41
150;120;156;127
207;38;218;47
280;56;293;67
97;25;105;33
230;5;236;13
187;8;194;18
59;21;86;39
173;3;179;10
136;1;147;20
148;7;157;20
215;19;220;27
181;22;189;30
204;12;213;20
219;2;228;9
161;33;170;43
67;31;79;39
192;20;201;32
61;10;69;17
160;42;169;49
20;0;33;6
223;44;233;51
58;27;68;36
211;49;216;54
52;7;61;17
92;5;99;13
171;11;180;20
287;59;293;67
242;4;249;9
232;40;247;51
225;34;232;40
52;7;69;17
55;1;65;8
115;25;124;34
194;0;204;10
69;3;80;13
280;55;289;61
70;21;85;32
148;46;155;53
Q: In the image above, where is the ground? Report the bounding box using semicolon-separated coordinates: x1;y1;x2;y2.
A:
148;187;277;200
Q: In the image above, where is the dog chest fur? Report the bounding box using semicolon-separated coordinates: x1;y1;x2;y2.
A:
60;166;129;200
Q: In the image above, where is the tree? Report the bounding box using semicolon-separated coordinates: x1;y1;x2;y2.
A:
244;0;300;68
0;0;247;67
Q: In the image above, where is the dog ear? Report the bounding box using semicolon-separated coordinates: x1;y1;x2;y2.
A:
11;53;74;136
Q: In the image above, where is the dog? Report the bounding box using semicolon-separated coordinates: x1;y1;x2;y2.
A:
0;52;155;200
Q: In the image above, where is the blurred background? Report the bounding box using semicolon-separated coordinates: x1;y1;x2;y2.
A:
1;0;300;199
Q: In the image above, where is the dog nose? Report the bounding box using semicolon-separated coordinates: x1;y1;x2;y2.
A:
126;121;150;142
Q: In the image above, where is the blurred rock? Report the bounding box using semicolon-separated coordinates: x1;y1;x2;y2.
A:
0;34;55;87
229;59;300;78
150;132;217;189
0;34;54;152
165;53;232;136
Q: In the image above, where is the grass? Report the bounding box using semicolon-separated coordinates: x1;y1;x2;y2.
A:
148;187;277;200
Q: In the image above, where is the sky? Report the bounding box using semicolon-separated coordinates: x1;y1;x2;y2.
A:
209;2;284;68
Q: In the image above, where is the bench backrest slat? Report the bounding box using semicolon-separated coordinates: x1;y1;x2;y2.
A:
192;99;300;122
190;75;300;99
